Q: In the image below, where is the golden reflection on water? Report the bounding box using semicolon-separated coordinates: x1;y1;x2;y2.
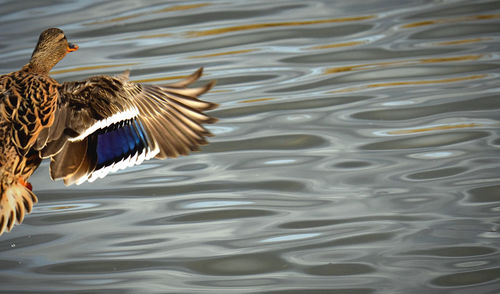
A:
51;63;138;75
209;89;232;94
325;55;483;74
309;41;366;50
190;49;258;59
419;55;482;63
49;205;77;211
130;33;173;39
365;74;487;87
388;123;482;135
329;74;487;93
326;64;377;74
239;97;275;103
437;38;489;45
158;3;211;13
402;14;500;28
186;16;375;37
86;3;211;25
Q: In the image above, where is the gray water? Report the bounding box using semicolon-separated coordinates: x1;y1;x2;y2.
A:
1;0;500;293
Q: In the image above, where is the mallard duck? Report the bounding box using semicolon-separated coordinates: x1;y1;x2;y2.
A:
0;28;218;235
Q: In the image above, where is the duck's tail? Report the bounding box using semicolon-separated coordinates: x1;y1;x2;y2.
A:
0;182;38;236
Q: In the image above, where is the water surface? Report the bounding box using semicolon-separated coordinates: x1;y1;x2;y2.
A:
1;1;499;293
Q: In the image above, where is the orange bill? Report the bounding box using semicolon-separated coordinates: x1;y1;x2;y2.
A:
67;42;78;52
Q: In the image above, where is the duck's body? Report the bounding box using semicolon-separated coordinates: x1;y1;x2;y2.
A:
0;28;218;235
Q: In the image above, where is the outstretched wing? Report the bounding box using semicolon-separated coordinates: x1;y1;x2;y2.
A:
35;68;217;185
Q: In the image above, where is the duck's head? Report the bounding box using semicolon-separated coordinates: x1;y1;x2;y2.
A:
27;28;78;74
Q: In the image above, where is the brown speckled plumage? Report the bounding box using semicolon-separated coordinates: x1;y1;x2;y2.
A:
0;28;218;235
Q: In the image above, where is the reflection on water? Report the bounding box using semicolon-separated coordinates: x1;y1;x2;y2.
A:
1;0;500;293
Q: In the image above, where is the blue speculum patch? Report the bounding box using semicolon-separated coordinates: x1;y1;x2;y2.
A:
96;119;148;169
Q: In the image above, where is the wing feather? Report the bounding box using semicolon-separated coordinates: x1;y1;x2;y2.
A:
37;67;218;185
166;67;203;88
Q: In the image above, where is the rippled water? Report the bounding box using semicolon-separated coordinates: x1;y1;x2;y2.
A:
1;0;500;293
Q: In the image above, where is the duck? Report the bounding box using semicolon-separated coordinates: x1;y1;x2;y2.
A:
0;28;218;236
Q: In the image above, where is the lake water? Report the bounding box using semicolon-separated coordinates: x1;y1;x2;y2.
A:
1;0;499;293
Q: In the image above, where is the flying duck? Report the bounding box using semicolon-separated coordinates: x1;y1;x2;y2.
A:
0;28;218;235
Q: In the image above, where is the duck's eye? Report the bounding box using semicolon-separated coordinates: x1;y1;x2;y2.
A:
55;34;65;42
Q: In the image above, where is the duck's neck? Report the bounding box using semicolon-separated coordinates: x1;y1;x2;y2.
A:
21;64;49;75
22;53;59;75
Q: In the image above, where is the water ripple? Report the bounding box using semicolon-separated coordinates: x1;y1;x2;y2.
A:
1;0;500;293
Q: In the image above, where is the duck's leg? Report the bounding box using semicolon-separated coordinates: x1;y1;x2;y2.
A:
18;177;32;191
